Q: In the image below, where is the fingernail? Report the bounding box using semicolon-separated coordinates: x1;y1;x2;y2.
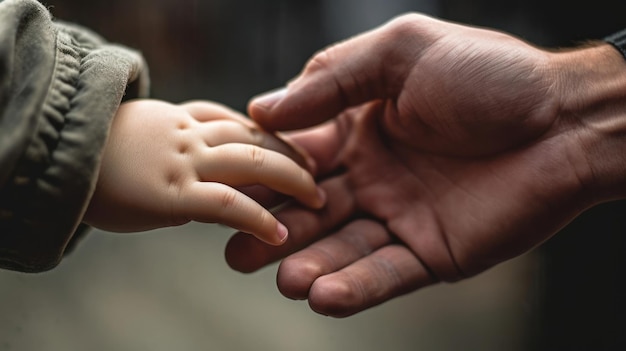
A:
253;87;287;110
277;222;289;243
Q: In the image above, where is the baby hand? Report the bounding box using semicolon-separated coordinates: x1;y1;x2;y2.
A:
84;99;325;245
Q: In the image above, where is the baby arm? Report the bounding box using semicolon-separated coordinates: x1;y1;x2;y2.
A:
83;99;325;245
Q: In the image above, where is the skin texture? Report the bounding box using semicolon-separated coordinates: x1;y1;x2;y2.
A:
84;99;325;245
224;14;626;317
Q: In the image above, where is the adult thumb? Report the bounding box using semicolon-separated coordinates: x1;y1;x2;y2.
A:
248;14;429;131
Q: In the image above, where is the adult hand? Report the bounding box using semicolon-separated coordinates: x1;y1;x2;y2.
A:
225;14;626;316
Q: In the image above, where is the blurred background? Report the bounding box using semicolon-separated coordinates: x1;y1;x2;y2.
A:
1;0;626;349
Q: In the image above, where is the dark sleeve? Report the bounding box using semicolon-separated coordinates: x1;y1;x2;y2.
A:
604;29;626;60
0;0;150;272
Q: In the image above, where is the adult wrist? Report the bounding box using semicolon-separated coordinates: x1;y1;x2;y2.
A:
554;43;626;203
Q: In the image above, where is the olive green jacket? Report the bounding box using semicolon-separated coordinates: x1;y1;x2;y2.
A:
0;0;149;272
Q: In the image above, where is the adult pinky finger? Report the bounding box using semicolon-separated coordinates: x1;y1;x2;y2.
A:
179;181;288;245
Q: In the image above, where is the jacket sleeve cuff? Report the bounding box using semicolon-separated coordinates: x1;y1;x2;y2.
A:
0;0;149;272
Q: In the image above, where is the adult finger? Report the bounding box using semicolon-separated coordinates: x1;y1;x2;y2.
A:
285;117;347;176
305;244;435;317
248;13;440;131
224;175;357;273
275;219;436;317
276;219;393;300
178;182;287;245
196;144;325;209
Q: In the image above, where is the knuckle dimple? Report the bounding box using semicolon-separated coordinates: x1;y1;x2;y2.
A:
177;142;190;154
